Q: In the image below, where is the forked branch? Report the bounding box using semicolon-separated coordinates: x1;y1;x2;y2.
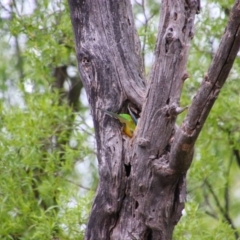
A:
170;0;240;172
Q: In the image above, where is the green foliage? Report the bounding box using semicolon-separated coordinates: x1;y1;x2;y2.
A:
174;0;240;239
0;0;96;239
174;202;236;240
0;91;95;239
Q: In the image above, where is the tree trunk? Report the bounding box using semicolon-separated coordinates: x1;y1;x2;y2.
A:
68;0;240;239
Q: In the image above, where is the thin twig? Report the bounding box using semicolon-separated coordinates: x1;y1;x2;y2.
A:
0;2;12;15
55;172;92;191
64;178;91;191
205;180;226;215
224;155;233;214
134;0;156;74
205;180;239;239
205;210;218;220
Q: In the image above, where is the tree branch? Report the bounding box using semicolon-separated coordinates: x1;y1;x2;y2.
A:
170;1;240;172
205;180;239;239
68;1;145;239
113;1;200;238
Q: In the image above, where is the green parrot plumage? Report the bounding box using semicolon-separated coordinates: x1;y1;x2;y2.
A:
99;108;137;138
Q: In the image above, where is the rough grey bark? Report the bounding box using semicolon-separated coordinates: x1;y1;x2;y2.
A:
68;0;240;239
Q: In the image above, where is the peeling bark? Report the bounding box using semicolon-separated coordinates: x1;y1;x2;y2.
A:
68;0;240;239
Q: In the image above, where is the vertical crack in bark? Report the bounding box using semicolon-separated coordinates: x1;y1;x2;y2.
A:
124;163;131;177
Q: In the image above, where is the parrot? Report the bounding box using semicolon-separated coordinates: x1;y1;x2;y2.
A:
98;108;137;138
